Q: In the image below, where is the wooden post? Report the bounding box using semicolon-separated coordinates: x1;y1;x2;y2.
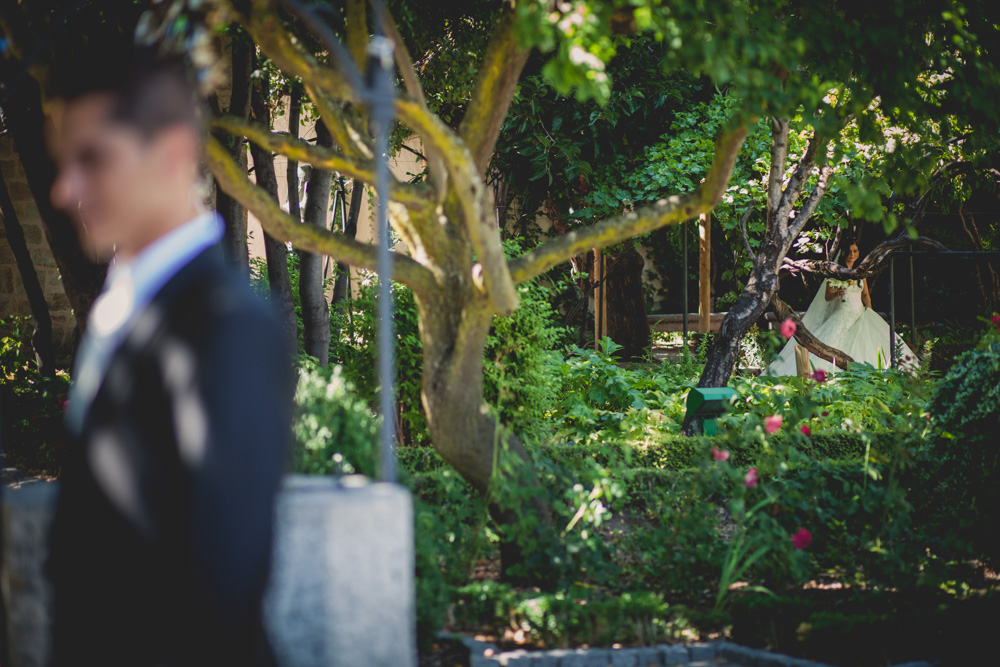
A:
698;212;712;333
794;346;811;378
593;248;607;349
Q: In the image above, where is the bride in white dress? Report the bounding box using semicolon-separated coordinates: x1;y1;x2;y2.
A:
765;244;918;376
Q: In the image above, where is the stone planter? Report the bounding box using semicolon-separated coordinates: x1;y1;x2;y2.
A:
1;474;415;667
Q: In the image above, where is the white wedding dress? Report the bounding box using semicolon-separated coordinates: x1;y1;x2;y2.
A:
765;279;917;376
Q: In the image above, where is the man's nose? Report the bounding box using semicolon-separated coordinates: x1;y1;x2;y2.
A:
51;168;78;212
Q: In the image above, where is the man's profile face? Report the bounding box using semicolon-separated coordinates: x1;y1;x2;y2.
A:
50;94;177;260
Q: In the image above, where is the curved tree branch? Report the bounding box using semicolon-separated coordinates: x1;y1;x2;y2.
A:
739;204;754;256
772;294;852;369
373;0;448;197
458;10;532;174
204;136;436;298
766;118;789;223
237;0;372;160
395;96;519;313
212;115;432;210
782;233;948;280
788;163;834;238
776;133;831;237
509;126;749;284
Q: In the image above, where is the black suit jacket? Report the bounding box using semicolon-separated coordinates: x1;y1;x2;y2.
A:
48;245;293;667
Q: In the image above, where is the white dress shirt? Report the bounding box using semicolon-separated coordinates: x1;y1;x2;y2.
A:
66;212;224;433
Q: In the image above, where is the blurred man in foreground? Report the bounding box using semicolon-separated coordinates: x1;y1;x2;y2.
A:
47;44;292;666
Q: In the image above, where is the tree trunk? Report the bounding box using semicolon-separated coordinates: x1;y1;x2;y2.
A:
213;32;252;273
1;64;106;335
330;181;364;338
286;89;302;223
299;119;333;365
417;280;553;581
695;264;778;391
0;168;53;377
605;246;650;361
687;120;835;434
249;72;297;351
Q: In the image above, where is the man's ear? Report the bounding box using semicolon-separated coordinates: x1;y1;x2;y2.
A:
155;124;201;177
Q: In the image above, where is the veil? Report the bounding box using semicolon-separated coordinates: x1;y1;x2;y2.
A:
796;250;841;332
799;277;835;331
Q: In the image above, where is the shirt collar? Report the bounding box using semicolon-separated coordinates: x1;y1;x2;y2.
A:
90;212;224;338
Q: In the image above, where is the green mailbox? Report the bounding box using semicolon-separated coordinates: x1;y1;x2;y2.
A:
685;387;737;436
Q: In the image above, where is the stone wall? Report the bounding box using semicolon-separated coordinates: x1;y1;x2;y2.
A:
0;135;76;364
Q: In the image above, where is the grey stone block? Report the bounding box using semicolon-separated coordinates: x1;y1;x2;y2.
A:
632;647;662;666
471;656;501;667
265;475;416;667
1;481;59;667
458;634;501;661
689;643;717;662
582;649;612;666
550;648;589;667
610;648;639;666
717;643;763;665
657;645;690;665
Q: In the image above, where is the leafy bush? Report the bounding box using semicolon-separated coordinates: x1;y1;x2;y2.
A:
331;264;568;447
483;274;569;440
918;321;1000;565
0;316;69;475
291;360;380;476
329;278;427;445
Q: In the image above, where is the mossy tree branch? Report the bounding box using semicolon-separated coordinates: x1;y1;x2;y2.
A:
374;0;448;197
458;10;532;174
238;0;372;160
508;126;749;284
394;97;519;313
204;136;436;298
211;115;432;210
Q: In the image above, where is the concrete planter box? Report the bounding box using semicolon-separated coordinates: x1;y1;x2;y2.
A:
1;474;415;667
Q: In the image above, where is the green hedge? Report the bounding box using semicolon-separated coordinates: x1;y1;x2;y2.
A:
398;431;895;478
536;431;896;472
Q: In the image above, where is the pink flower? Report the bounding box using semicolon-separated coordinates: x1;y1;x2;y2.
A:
764;415;783;434
712;446;730;462
992;314;1000;330
792;528;813;550
811;369;827;383
744;468;759;488
801;425;811;437
780;318;797;339
821;411;829;417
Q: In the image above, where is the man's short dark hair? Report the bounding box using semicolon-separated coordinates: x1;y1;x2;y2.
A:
50;40;204;138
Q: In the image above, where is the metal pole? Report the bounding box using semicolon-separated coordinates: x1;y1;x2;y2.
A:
909;254;916;349
682;223;689;348
368;7;396;483
889;255;896;370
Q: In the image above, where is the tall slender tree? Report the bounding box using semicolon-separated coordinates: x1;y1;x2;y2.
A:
0;168;53;376
299;119;334;365
248;57;297;350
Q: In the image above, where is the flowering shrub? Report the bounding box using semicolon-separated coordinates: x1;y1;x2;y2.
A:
791;529;813;550
764;414;783;433
780;318;797;339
